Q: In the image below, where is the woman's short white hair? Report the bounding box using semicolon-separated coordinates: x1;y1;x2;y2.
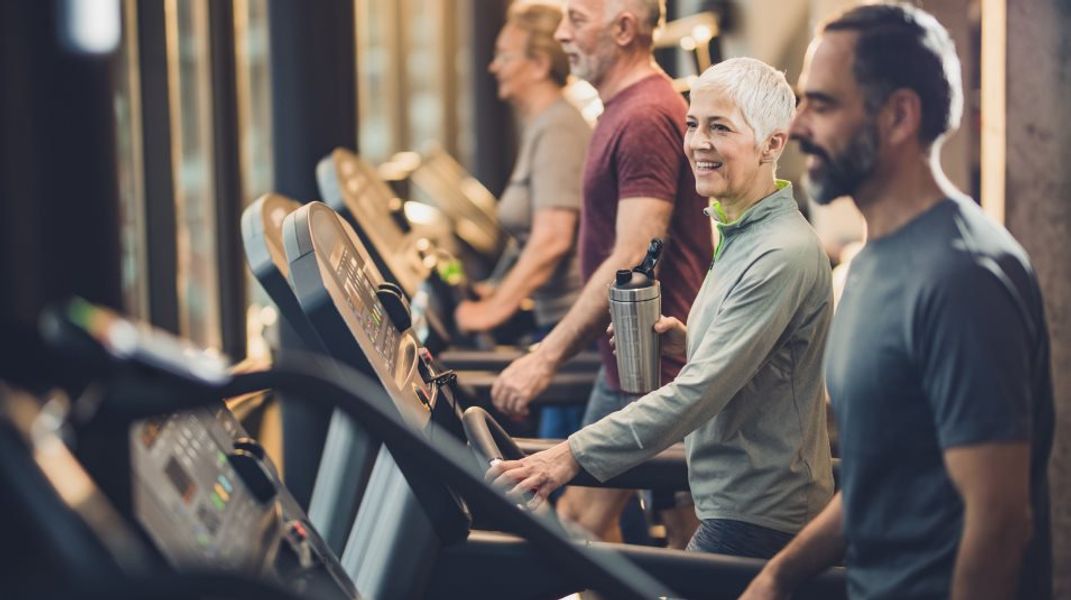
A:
692;57;795;147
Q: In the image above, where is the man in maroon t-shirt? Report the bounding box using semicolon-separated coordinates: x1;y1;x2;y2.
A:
490;0;712;545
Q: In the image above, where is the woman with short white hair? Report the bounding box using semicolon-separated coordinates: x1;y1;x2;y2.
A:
490;57;835;558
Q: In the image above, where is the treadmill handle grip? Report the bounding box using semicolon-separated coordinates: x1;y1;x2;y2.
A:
461;406;525;464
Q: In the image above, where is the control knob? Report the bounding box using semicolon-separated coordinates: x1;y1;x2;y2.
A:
375;282;411;332
228;443;277;504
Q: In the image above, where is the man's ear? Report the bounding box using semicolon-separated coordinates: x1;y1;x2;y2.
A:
881;88;922;146
610;12;640;46
761;131;788;163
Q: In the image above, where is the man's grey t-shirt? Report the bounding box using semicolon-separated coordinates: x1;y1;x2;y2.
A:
827;196;1053;599
497;98;588;325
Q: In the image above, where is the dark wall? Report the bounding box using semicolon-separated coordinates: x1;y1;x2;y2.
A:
1005;2;1071;595
471;0;515;196
268;0;357;200
0;0;122;385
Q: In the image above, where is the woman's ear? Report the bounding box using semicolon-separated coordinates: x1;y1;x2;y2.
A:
530;52;552;81
761;131;788;163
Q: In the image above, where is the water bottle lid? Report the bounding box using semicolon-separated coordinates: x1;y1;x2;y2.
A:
609;278;660;301
613;270;655;290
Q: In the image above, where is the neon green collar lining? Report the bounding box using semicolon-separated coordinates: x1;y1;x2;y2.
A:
710;179;791;262
709;179;790;225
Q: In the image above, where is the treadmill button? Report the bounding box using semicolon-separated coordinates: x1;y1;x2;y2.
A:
416;348;436;384
414;385;431;408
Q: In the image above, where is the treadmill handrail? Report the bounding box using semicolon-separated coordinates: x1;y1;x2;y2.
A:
517;437;691;491
437;347;602;372
443;530;847;600
222;357;675;600
462;406;526;463
461;370;594;405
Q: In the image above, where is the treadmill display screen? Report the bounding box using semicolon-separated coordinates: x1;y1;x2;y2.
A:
328;242;398;373
164;456;197;505
342;161;405;251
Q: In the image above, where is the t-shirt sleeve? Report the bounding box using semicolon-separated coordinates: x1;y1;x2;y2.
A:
569;246;820;481
916;260;1034;449
529;122;588;212
615;109;683;203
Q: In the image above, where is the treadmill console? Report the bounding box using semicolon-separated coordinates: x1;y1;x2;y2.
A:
241;194;326;350
31;302;361;599
409;147;502;260
315;148;432;298
132;411;263;571
243;194;295;282
284;202;452;432
131;408;358;600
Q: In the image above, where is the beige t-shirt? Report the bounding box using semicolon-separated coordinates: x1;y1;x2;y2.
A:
497;98;590;325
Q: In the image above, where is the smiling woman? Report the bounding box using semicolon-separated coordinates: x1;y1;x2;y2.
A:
684;58;795;220
490;54;836;561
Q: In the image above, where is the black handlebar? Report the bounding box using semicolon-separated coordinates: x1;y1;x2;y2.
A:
461;406;524;464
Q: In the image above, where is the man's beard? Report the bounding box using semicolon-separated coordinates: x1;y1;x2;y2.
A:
571;35;615;86
799;120;879;205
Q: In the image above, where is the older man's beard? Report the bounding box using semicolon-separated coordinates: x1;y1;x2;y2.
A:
799;120;879;206
571;34;617;86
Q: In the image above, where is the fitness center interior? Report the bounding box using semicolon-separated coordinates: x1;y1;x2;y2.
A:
0;1;1068;599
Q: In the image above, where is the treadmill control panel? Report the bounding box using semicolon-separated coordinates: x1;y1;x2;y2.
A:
132;407;357;599
285;202;451;432
40;302;358;597
409;148;501;258
316;148;431;298
133;411;268;570
241;194;328;351
330;243;399;374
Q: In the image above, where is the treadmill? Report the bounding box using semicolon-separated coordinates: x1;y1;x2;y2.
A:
281;202;847;599
18;302;676;600
242;194;381;553
314;148;600;375
1;315;359;599
245;185;594;377
242;193;597;558
396;146;504;276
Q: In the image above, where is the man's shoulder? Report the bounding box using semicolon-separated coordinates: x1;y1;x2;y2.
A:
913;198;1032;285
597;102;685;155
604;75;687;120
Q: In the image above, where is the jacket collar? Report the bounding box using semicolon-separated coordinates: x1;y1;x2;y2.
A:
704;180;796;263
704;179;795;233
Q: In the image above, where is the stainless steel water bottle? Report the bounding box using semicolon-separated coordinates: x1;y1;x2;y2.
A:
608;239;664;394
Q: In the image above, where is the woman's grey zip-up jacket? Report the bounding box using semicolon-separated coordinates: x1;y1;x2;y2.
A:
568;182;835;532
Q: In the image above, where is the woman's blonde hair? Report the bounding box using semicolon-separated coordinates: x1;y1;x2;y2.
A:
507;2;570;87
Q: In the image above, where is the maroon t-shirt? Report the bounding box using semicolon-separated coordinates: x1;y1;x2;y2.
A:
579;73;712;391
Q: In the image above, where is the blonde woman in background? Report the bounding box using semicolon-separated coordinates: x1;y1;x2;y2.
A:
454;2;590;439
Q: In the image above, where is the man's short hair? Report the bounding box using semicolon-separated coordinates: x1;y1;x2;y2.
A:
821;2;963;145
507;2;570;87
693;57;796;147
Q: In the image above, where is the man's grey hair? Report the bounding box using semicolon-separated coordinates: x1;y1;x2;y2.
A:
692;57;796;147
608;0;665;39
